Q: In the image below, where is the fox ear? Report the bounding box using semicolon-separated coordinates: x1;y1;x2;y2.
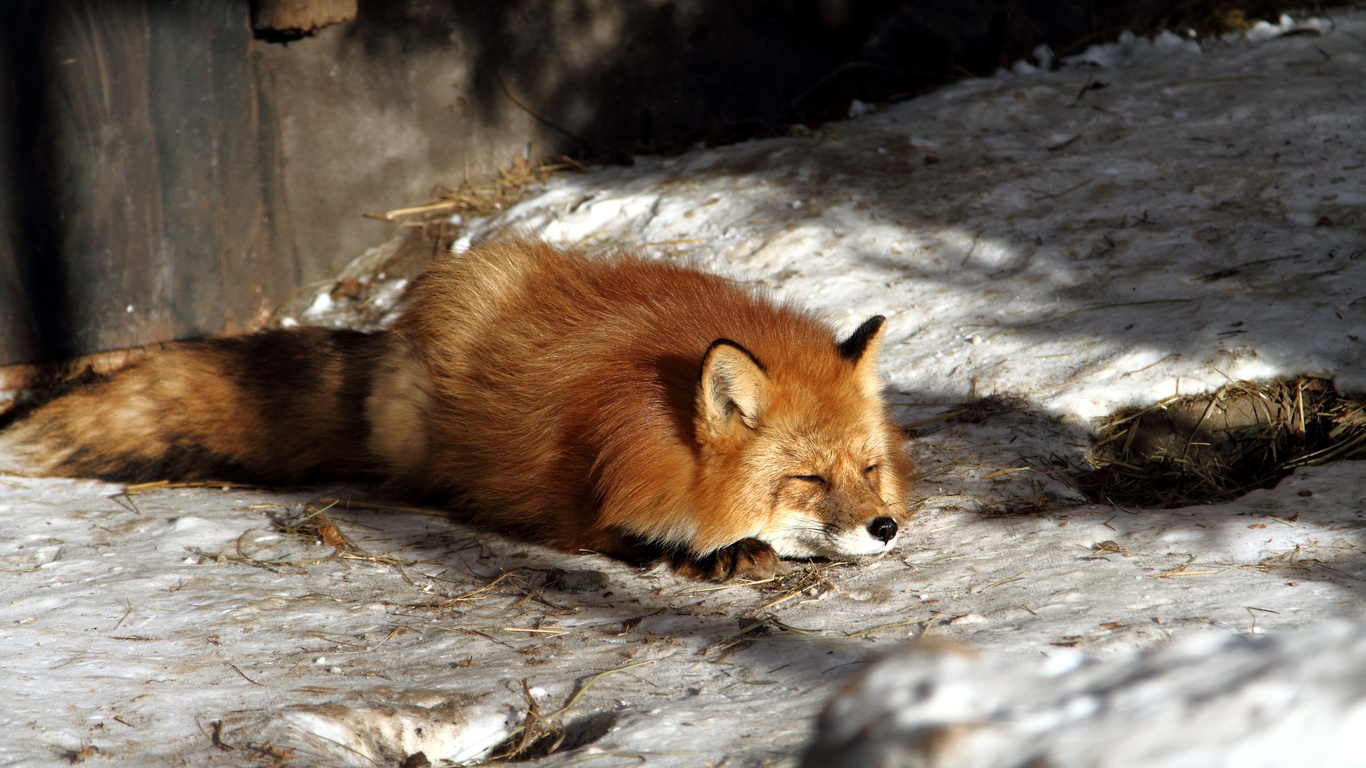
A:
697;339;768;433
838;316;886;398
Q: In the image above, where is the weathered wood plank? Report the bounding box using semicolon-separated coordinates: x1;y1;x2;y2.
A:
146;0;289;340
45;0;172;355
209;2;299;335
0;0;288;367
148;0;227;340
0;20;44;365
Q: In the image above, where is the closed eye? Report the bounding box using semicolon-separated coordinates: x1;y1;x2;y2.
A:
792;475;827;485
864;464;878;474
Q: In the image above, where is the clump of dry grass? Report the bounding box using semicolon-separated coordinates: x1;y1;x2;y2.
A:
479;660;654;763
366;155;574;227
1078;376;1366;507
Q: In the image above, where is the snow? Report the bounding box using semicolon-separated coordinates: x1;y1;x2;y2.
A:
805;622;1366;768
3;11;1366;767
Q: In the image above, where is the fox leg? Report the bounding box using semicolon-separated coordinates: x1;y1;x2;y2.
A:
670;539;786;582
565;527;784;582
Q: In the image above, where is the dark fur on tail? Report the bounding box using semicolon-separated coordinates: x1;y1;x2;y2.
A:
0;328;383;484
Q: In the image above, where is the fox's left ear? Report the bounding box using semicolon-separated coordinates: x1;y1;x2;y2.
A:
838;315;886;399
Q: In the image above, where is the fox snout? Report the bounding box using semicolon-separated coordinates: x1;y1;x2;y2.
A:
760;474;906;560
762;507;902;560
821;508;903;558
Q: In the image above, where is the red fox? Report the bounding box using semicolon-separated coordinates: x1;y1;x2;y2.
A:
0;236;912;579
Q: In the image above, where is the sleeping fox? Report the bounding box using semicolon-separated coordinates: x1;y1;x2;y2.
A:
0;235;912;579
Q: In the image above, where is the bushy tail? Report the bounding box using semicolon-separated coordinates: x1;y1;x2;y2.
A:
0;328;384;484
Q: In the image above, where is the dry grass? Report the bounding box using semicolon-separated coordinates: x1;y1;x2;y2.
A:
184;500;422;573
1078;376;1366;507
366;155;573;227
479;660;657;763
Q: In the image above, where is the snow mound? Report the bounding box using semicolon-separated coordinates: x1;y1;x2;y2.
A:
805;622;1366;768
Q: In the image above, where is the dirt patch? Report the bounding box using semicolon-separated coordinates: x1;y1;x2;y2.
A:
1078;377;1366;507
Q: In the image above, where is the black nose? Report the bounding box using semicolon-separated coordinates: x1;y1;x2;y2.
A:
868;516;898;543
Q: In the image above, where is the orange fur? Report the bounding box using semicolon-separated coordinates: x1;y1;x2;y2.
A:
1;236;913;579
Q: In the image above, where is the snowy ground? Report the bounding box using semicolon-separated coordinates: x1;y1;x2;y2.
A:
4;10;1366;767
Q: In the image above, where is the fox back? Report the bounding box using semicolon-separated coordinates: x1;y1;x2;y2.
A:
1;236;913;576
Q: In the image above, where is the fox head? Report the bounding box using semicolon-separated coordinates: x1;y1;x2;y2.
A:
693;316;911;560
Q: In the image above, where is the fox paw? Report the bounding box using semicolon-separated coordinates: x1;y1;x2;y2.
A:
674;538;786;582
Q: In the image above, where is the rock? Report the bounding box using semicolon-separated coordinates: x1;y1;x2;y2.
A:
545;568;609;593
